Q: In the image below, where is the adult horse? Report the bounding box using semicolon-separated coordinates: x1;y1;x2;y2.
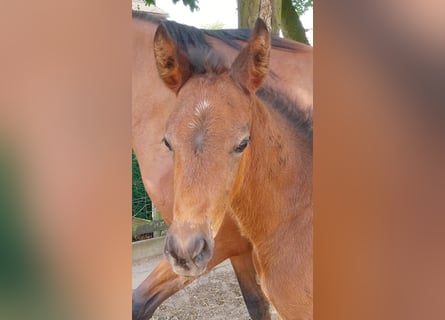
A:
132;11;312;319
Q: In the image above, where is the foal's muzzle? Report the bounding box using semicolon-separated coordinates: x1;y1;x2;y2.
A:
164;229;214;277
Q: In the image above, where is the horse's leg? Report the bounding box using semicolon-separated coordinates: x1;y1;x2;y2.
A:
230;252;271;320
132;258;193;319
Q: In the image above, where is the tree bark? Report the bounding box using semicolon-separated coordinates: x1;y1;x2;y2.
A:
281;0;310;44
238;0;281;35
238;0;309;43
238;0;261;29
272;0;282;34
259;0;273;31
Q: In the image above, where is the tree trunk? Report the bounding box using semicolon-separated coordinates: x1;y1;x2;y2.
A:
238;0;261;29
259;0;273;31
272;0;282;34
281;0;310;44
238;0;281;35
238;0;309;43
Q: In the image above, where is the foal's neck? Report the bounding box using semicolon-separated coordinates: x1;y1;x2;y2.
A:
232;97;312;243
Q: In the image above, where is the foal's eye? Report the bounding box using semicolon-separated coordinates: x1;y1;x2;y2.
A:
162;137;172;151
234;138;250;153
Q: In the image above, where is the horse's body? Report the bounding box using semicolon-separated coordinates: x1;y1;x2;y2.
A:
132;11;312;319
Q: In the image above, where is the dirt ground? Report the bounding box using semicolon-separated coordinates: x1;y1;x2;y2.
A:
133;255;278;319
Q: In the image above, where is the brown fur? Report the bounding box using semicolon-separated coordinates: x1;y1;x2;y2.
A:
133;14;312;320
155;19;312;319
153;25;192;94
231;19;271;92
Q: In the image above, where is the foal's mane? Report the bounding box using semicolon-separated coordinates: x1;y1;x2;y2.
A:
257;87;313;141
132;10;310;52
133;10;312;140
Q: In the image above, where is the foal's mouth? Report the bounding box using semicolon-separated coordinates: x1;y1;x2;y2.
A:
171;262;208;278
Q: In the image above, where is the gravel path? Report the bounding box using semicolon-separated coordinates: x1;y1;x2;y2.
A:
133;255;278;319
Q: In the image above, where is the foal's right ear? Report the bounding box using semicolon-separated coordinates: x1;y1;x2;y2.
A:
153;24;192;94
230;18;270;93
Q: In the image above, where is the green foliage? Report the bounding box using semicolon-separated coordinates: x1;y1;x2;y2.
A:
291;0;313;16
201;21;225;30
132;151;152;220
144;0;200;12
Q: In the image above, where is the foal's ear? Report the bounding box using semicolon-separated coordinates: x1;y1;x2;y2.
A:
231;18;270;93
153;24;192;94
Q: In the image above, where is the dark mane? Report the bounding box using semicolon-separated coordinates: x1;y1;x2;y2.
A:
132;10;166;24
157;20;228;74
132;10;310;52
257;87;313;142
133;11;226;74
204;29;310;52
133;10;312;139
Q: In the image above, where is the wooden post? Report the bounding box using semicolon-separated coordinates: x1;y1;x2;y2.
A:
152;205;162;237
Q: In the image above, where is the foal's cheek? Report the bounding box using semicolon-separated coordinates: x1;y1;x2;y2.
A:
228;154;247;196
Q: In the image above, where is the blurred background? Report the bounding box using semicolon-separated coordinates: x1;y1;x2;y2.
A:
1;0;444;319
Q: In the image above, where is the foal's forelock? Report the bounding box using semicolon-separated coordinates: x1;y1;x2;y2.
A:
187;47;228;75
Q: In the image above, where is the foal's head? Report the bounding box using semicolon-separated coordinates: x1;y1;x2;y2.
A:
154;19;270;276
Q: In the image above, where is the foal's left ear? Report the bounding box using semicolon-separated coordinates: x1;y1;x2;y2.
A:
153;24;192;94
230;18;271;93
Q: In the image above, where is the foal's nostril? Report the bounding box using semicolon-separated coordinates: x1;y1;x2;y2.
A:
191;237;211;264
191;238;205;260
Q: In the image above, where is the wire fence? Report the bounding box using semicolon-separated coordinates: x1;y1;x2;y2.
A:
132;151;153;220
132;151;167;241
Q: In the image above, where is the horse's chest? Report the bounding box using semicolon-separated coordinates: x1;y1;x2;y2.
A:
251;247;272;299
